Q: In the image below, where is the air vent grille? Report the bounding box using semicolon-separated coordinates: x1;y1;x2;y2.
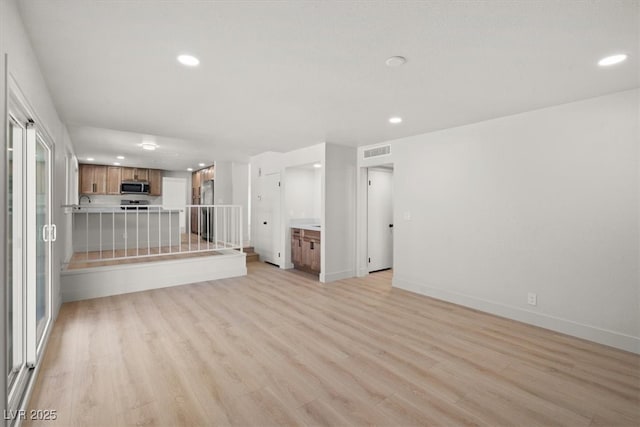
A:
364;145;391;158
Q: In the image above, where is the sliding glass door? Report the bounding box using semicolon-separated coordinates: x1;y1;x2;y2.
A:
6;95;54;415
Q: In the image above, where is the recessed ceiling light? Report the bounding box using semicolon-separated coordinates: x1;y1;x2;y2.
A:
87;157;95;161
598;54;628;67
198;163;206;167
313;163;322;168
116;155;125;160
177;54;200;67
389;117;403;124
385;56;407;67
187;168;193;172
113;162;121;166
141;142;157;151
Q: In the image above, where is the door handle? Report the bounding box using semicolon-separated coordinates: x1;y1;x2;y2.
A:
51;224;57;242
389;224;394;228
263;221;267;225
42;225;49;242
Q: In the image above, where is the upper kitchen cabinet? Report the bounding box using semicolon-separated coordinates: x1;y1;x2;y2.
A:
106;166;122;195
121;167;149;182
148;169;163;196
79;164;107;194
201;166;214;181
79;164;164;196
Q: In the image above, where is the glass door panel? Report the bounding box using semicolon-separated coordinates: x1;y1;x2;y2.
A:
6;114;54;419
34;135;51;345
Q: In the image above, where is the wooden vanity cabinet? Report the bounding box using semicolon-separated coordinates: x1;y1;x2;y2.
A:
291;228;321;274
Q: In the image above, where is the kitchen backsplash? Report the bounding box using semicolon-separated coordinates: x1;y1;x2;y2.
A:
85;194;162;205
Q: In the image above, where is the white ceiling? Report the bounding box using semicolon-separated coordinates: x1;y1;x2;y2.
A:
19;1;639;171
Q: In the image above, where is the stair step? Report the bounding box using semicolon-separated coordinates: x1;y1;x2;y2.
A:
246;253;259;262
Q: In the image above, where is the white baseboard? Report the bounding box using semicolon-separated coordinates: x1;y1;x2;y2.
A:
393;276;640;354
321;269;356;283
62;252;247;302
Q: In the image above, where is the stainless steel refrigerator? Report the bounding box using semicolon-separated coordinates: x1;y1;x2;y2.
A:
200;180;215;241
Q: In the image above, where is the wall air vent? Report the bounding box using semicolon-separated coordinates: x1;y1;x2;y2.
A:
364;145;391;159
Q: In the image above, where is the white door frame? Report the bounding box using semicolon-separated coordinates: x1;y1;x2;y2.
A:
6;76;56;415
367;167;394;272
356;160;395;277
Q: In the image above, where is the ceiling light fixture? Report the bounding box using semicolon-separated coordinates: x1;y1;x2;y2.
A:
177;54;200;67
141;142;157;151
198;163;206;167
87;157;95;161
187;168;193;172
117;155;125;160
598;54;628;66
385;56;407;67
389;117;403;124
313;163;322;168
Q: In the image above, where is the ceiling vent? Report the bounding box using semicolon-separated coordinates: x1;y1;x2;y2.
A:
364;145;391;159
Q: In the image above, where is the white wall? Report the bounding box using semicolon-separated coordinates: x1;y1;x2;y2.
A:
214;161;232;204
285;168;318;220
2;0;77;321
313;168;322;218
231;162;249;243
1;0;78;414
0;0;7;414
322;144;357;282
358;89;639;353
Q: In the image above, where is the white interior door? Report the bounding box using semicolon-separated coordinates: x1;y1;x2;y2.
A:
162;177;187;233
258;173;281;265
367;168;393;272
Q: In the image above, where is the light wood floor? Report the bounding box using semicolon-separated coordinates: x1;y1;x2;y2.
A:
27;263;639;426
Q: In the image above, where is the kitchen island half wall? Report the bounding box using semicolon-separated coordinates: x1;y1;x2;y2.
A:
72;207;181;252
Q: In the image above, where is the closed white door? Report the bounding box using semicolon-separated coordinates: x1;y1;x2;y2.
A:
367;169;393;272
258;173;281;265
162;177;187;233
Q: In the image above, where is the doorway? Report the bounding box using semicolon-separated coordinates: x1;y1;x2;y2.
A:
367;167;393;272
256;172;281;266
6;94;55;414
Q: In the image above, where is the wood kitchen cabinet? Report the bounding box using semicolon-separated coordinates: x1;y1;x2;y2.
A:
291;228;321;275
79;164;107;194
201;166;214;181
148;169;163;196
80;164;165;196
106;166;122;195
121;167;149;182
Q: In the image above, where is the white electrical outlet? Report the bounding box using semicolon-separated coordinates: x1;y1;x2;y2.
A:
527;292;537;306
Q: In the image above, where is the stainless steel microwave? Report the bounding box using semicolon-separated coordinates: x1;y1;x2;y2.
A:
120;181;150;194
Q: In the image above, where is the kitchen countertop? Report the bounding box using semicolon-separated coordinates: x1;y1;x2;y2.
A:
68;205;181;214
